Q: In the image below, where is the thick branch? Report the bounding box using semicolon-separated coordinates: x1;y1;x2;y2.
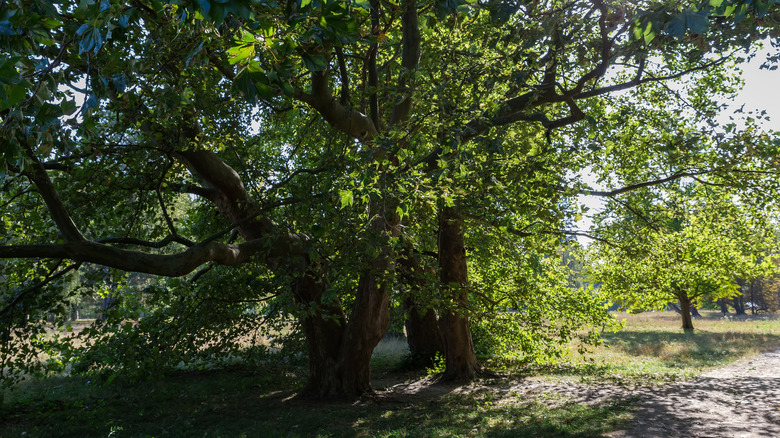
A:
575;56;728;100
174;150;253;205
0;239;265;277
23;150;85;243
388;0;420;127
95;234;195;248
295;72;378;141
581;171;699;197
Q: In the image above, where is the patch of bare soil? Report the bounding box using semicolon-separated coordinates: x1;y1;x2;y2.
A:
374;348;780;437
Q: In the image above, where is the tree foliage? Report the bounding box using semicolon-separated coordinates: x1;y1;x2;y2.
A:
2;0;780;396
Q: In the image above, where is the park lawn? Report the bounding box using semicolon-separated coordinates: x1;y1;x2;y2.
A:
2;310;779;437
557;310;780;384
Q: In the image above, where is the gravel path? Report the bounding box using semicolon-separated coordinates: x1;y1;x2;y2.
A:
607;348;780;438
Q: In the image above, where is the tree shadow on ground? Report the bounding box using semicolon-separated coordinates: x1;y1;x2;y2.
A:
1;368;632;437
610;374;780;437
599;330;780;366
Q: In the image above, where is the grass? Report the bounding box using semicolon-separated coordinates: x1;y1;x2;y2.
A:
557;310;780;384
0;365;632;438
2;310;779;437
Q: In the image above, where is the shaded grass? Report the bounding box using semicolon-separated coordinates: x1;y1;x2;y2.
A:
370;336;411;375
3;310;779;437
1;366;631;438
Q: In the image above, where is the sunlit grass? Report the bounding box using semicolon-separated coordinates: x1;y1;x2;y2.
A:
557;310;780;384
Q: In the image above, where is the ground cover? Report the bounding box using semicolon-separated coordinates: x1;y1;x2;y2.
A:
560;311;780;384
1;311;779;437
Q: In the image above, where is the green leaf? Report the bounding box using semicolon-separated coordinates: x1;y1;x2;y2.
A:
339;189;353;208
227;44;255;65
755;0;769;18
685;11;709;34
301;53;328;72
60;99;77;115
1;83;27;110
352;0;371;10
665;14;686;40
643;21;656;44
281;82;295;97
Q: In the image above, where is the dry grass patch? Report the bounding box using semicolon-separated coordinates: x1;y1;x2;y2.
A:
560;310;780;383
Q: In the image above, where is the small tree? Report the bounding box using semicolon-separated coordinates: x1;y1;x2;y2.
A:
591;212;770;331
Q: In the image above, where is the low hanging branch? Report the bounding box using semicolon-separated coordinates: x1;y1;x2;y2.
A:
0;239;263;277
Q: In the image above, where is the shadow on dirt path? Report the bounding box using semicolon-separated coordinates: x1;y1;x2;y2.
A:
609;349;780;438
377;348;780;437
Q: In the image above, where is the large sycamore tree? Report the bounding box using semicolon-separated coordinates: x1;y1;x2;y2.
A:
2;0;780;398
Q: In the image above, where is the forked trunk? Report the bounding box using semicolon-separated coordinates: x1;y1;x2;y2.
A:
176;149;389;399
297;213;396;399
295;268;391;398
437;207;479;381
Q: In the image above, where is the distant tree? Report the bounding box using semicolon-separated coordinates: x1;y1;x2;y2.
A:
590;190;776;331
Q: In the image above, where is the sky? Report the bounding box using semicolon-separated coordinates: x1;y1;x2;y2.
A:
575;47;780;240
731;49;780;128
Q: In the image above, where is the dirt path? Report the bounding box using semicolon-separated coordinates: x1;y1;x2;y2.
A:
607;347;780;438
379;347;780;437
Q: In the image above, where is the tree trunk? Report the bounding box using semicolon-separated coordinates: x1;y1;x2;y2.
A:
734;280;747;315
293;264;392;399
398;248;443;366
750;279;757;315
719;298;729;314
733;295;746;315
437;207;479;381
403;296;444;366
678;292;694;331
292;271;348;397
335;269;391;396
296;211;396;398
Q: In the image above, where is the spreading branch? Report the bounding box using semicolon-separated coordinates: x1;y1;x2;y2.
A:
581;171;700;197
295;71;378;141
